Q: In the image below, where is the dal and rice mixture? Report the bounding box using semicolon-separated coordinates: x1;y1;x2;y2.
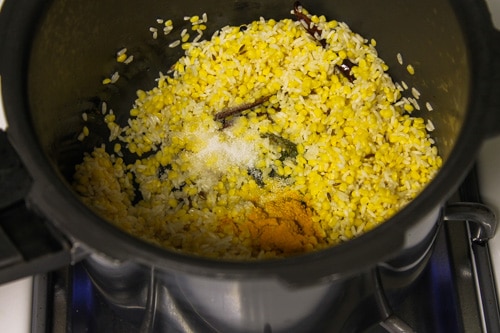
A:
73;5;442;259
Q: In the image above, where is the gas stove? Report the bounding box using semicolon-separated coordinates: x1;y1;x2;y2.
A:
1;0;500;332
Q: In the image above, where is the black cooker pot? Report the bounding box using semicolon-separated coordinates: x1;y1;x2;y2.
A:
0;0;499;332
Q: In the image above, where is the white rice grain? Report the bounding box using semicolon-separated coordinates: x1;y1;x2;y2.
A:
117;47;127;56
110;72;120;83
426;119;435;131
426;102;434;111
101;102;107;115
193;31;203;43
124;55;134;65
397;52;403;65
169;40;181;48
164;26;174;35
411;87;421;99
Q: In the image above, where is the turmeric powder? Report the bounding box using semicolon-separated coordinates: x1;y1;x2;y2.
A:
243;194;326;254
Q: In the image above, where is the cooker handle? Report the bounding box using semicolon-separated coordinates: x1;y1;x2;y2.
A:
443;165;497;244
0;131;73;285
443;202;496;243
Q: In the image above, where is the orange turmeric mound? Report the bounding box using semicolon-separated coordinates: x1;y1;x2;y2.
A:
243;196;325;254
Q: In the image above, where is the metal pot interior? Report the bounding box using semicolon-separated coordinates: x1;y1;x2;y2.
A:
23;0;477;267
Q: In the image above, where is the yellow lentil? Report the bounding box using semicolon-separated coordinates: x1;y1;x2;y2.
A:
116;53;127;63
406;64;415;75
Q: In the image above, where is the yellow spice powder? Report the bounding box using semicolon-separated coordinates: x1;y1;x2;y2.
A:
242;195;325;254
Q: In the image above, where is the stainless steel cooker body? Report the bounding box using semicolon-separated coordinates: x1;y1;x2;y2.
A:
0;0;499;332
